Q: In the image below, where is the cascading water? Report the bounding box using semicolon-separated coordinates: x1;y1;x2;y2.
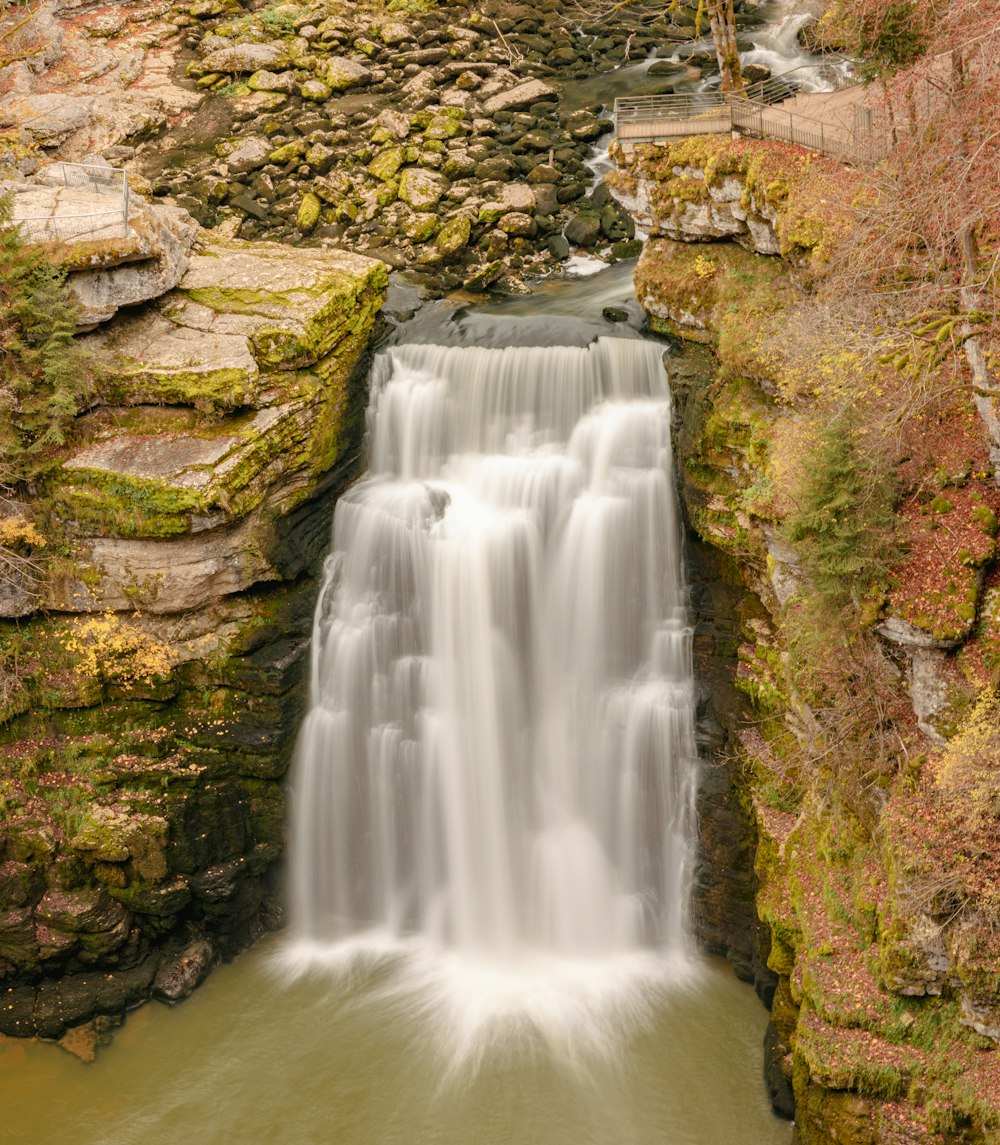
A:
288;337;698;966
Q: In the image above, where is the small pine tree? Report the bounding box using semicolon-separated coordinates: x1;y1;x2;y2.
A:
786;416;898;612
0;195;98;486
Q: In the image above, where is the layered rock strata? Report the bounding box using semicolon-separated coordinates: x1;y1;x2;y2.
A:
0;227;387;1046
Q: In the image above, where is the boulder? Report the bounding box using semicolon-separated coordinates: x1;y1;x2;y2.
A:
368;146;405;182
300;79;332;102
224;136;272;176
324;56;372;90
296;192;322;233
498;211;536;238
482;79;557;115
247;70;297;94
433;215;472;260
398;167;447;211
565;210;601;247
200;42;292;74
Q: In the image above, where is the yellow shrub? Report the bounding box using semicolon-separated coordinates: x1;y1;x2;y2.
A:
63;612;174;690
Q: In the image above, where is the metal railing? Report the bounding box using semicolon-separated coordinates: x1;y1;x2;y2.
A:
614;86;888;165
11;162;130;241
613;60;891;166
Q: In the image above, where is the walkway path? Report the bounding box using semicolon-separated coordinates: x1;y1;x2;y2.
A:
614;82;886;165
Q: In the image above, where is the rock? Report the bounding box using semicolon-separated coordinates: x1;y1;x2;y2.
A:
296;192;322;233
153;936;216;1003
380;22;411;45
324;56;372;91
247;70;296;94
405;213;438;242
527;163;559;185
0;93;96;145
434;215;472;260
7;180;199;329
602;306;629;323
304;143;336;175
565;210;601;248
200;43;291;74
398;167;447;211
475;156;514;181
600;200;635;241
372;107;411;141
497;183;535;213
497;211;536;238
877;615;963;650
368;146;405;181
482;79;557;115
546;233;570;259
300;79;332;102
224;136;272;175
268;140;305;165
907;648;951;744
742;63;772;84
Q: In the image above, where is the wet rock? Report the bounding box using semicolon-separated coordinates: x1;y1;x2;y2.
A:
0;861;46;910
763;1021;796;1119
547;233;570;259
153;936;216;1003
602;306;629;323
565;209;601;247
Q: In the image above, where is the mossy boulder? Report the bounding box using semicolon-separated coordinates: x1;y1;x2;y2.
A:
296;192;322;233
398;167;447;211
434;215;472;260
324;56;371;90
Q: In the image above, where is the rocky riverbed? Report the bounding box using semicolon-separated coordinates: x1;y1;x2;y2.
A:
1;0;791;295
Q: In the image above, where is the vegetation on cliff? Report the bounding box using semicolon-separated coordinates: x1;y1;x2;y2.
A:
626;2;1000;1136
0;199;99;487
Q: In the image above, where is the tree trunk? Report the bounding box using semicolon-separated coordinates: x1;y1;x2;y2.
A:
706;0;743;93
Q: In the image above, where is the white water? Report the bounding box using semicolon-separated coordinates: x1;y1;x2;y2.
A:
288;338;697;973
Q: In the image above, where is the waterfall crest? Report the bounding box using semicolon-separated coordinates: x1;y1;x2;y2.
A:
289;337;698;960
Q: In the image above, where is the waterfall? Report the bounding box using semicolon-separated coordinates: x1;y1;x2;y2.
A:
288;337;698;962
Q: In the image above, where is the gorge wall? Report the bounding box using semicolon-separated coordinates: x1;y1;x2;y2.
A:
0;202;387;1050
616;135;1000;1143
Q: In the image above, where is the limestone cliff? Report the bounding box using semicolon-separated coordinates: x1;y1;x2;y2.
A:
0;219;387;1049
617;136;1000;1143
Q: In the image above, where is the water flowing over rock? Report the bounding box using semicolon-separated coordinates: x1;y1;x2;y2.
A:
289;338;698;957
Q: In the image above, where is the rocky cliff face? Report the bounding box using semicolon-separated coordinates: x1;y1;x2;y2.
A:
0;211;386;1051
619;137;1000;1142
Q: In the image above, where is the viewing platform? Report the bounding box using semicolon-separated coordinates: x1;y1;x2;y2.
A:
614;80;887;166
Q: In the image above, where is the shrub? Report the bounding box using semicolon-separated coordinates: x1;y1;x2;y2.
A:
0;194;99;486
785;414;899;614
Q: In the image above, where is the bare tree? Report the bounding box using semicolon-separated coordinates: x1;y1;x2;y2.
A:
705;0;743;92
